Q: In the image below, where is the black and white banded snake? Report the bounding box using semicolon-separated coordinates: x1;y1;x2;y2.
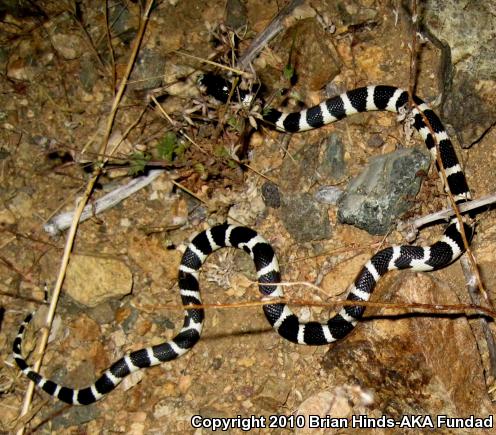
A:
13;75;474;405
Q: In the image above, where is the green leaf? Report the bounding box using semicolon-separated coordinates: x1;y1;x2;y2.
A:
227;116;242;132
157;131;178;161
193;162;206;176
283;64;295;81
176;141;188;159
128;151;152;176
214;146;230;158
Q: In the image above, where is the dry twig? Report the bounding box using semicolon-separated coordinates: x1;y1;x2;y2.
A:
43;169;165;235
460;256;496;396
406;0;495;400
236;0;305;70
407;0;489;305
140;290;496;320
15;1;156;432
397;192;496;242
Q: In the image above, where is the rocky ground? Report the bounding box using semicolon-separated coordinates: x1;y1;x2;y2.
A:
1;0;495;433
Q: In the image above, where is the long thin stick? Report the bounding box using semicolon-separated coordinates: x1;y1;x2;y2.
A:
406;0;494;399
397;192;496;241
237;0;305;70
408;0;419;105
174;50;250;77
16;1;156;432
140;293;496;320
460;256;496;393
16;178;99;433
43;169;165;235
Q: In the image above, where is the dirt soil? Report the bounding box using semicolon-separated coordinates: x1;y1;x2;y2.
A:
1;0;495;434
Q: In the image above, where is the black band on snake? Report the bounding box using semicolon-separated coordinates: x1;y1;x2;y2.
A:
13;75;473;405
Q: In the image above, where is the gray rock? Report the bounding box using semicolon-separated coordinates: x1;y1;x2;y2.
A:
261;182;281;208
367;133;385;148
152;315;175;331
337;148;430;235
79;54;99;93
128;49;166;91
314;186;342;205
225;0;248;30
425;0;496;146
50;403;100;429
320;133;346;181
121;306;139;333
280;142;320;193
108;1;137;45
443;72;496;147
87;302;116;325
280;193;331;243
51;33;85;60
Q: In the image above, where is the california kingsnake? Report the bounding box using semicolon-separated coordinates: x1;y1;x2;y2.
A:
13;78;473;405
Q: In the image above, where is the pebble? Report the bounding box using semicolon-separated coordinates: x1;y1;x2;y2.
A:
8;191;33;218
314;186;342;205
50;33;85;60
128;49;166;91
367;133;385;148
320;133;346;181
88;302;116;325
64;254;133;307
225;0;247;29
261;182;281;208
254;376;291;411
50;404;100;431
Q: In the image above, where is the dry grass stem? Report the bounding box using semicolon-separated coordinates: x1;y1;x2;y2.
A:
15;1;156;432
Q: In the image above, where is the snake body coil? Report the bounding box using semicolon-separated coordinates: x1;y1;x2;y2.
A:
13;77;472;405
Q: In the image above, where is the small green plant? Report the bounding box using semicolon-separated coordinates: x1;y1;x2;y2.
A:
214;145;239;169
128;151;152;175
193;162;206;177
283;29;298;83
214;145;230;158
214;146;239;169
227;116;243;132
283;63;295;82
157;131;188;162
227;159;238;169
